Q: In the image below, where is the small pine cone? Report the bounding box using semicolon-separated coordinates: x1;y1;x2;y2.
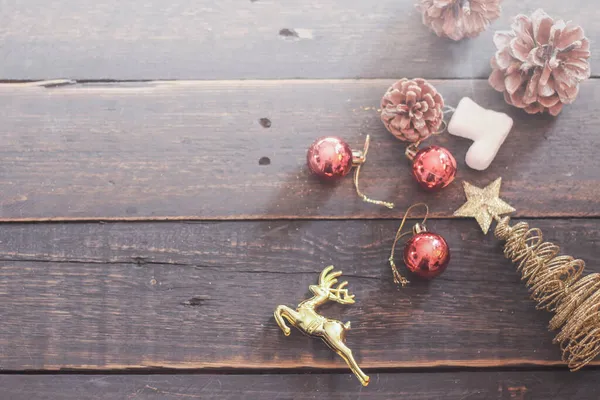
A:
489;9;591;116
380;78;444;142
417;0;502;41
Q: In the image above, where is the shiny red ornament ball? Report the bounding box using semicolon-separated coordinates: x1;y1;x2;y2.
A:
411;145;457;191
403;232;450;279
307;137;354;181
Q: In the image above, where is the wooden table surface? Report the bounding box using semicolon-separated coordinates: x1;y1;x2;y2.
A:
1;1;600;399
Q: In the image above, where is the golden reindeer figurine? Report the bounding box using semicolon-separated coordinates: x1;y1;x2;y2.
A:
274;266;370;386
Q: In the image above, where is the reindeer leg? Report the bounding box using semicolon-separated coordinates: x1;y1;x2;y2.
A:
274;305;300;336
322;321;370;387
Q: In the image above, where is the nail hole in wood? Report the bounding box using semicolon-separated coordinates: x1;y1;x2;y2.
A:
279;28;298;38
259;118;272;128
259;157;271;166
182;296;208;307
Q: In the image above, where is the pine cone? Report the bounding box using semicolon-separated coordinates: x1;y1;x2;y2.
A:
417;0;502;41
489;9;591;116
380;78;445;142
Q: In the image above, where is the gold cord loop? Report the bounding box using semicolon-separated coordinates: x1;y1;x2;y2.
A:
429;106;455;136
388;203;429;287
443;105;456;114
353;135;395;209
432;119;448;136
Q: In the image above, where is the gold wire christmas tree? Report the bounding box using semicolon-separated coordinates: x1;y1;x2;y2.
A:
455;178;600;371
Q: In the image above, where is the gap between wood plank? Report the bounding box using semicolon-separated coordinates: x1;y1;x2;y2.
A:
2;77;600;86
0;215;599;224
1;364;598;375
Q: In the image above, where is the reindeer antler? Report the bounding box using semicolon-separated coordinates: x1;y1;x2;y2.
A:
319;265;342;288
319;266;356;305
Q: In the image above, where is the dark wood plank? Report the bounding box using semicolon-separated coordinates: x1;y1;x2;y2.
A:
1;80;598;221
1;219;599;370
1;371;599;399
0;1;597;80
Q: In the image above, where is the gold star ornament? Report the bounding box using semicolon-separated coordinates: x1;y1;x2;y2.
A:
454;178;515;234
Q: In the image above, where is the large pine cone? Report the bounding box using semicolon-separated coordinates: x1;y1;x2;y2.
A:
489;9;591;116
417;0;502;41
380;78;444;142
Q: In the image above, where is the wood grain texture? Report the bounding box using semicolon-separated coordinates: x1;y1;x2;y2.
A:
0;1;598;80
1;219;598;370
1;80;599;221
1;371;599;399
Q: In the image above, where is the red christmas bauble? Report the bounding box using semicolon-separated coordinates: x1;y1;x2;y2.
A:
411;146;457;191
403;232;450;279
307;137;354;181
